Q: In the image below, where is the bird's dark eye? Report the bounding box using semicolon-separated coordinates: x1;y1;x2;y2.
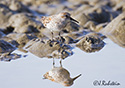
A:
65;15;69;17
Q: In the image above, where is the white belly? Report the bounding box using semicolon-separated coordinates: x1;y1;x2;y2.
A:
46;18;67;32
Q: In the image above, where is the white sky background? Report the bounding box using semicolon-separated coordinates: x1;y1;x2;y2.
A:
0;39;125;88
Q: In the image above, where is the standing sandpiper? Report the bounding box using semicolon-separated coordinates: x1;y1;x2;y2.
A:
41;12;79;39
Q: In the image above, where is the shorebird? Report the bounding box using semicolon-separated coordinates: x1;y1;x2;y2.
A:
41;12;79;40
43;66;81;86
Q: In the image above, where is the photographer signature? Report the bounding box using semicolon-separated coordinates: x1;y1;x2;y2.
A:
93;80;120;86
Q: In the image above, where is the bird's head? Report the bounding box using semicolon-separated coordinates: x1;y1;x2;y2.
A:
58;12;79;23
58;12;71;18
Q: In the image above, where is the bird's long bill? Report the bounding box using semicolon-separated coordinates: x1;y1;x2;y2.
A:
70;17;79;23
73;74;82;81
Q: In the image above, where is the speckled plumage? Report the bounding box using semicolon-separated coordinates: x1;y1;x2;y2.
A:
41;12;79;33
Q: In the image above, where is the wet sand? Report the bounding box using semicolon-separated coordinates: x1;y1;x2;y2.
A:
0;0;125;87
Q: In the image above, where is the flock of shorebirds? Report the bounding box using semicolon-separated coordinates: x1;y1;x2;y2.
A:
40;12;81;86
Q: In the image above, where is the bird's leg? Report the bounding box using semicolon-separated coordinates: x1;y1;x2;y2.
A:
59;31;61;37
51;31;54;41
58;31;63;43
59;31;62;39
58;48;63;67
60;59;62;67
53;58;55;68
58;49;60;59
